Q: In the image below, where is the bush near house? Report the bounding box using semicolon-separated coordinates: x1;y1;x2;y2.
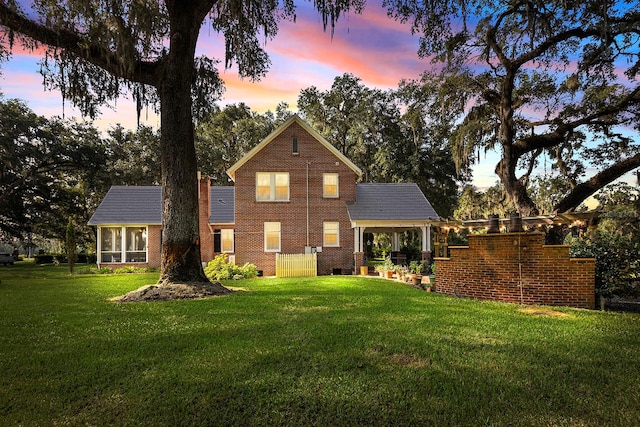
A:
204;253;258;280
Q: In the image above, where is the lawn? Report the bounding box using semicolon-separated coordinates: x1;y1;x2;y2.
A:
1;262;639;426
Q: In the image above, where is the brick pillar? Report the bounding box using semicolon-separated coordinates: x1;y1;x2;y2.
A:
198;176;213;263
354;252;365;274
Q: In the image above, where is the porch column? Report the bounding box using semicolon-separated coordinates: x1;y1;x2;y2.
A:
393;232;399;251
359;227;364;253
421;225;432;261
353;226;365;273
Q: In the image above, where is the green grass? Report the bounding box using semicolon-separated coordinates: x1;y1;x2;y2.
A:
1;262;639;426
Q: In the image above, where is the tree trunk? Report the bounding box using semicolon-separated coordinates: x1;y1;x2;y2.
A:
157;10;208;285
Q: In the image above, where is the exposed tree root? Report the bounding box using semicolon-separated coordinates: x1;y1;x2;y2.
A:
111;280;233;302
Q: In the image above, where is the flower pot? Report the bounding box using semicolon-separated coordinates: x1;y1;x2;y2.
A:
360;266;369;276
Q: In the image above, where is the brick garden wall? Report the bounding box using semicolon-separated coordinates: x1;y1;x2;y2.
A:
234;121;358;276
434;232;595;309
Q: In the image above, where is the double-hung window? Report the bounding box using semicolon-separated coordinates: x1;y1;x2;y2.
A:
221;229;234;253
256;172;289;201
323;222;340;247
264;222;281;252
323;173;339;198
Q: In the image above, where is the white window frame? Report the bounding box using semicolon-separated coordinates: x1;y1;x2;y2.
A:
323;173;339;198
256;172;289;202
221;229;234;253
323;222;340;247
264;222;281;252
99;225;148;263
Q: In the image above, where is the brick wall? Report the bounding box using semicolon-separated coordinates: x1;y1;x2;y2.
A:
434;232;595;309
234;121;357;276
147;225;162;268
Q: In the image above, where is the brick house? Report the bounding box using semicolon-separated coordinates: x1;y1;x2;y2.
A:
89;115;441;276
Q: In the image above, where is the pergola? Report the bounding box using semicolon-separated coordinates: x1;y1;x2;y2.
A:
430;211;602;257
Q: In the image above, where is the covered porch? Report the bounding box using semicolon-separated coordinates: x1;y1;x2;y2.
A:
346;182;441;273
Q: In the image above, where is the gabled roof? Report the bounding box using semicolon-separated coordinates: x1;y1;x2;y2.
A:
209;187;234;224
347;183;440;223
227;114;363;181
88;186;162;225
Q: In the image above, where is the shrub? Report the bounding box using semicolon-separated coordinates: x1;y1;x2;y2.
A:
570;232;640;298
204;254;258;281
34;254;54;264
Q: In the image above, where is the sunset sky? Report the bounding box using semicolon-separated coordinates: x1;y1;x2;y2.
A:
1;2;635;190
1;3;427;124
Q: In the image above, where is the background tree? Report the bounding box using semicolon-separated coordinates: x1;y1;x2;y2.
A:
0;0;362;289
195;103;277;184
453;183;515;221
105;125;162;186
298;73;463;217
386;0;640;215
0;98;106;248
570;182;640;299
65;217;77;273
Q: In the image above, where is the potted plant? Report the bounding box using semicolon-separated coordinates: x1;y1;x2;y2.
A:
409;260;422;287
382;256;394;279
374;264;385;277
394;265;408;282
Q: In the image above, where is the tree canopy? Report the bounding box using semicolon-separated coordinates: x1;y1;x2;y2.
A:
298;73;463;217
0;0;364;288
0;97;105;242
386;0;640;215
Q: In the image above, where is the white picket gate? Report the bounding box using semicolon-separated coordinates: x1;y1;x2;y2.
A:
276;253;317;278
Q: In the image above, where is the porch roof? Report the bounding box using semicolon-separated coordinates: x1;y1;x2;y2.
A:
347;183;440;225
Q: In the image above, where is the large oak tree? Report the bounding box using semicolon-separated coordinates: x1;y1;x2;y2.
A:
387;0;640;215
0;0;361;288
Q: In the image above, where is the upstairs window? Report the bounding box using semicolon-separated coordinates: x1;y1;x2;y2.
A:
256;172;289;202
292;137;299;154
323;173;339;198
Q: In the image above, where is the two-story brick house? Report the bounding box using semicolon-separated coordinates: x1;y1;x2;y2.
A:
89;115;441;276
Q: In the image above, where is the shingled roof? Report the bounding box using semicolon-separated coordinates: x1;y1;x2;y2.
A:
209;187;234;224
88;185;236;225
347;183;440;222
88;186;162;225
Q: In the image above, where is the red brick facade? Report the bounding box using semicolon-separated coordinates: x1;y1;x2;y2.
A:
231;121;358;276
434;232;596;309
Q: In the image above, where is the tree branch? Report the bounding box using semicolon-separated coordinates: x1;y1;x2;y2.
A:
0;3;162;86
553;153;640;213
515;85;640;154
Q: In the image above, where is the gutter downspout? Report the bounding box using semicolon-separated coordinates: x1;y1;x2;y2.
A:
306;161;310;248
